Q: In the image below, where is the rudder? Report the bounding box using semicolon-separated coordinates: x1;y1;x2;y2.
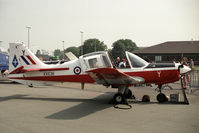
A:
9;43;46;73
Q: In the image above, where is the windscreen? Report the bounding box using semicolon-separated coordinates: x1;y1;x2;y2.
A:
102;55;112;67
126;52;148;68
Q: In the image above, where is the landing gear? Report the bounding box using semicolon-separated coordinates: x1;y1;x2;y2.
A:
113;86;133;104
156;85;168;103
156;93;167;103
125;89;132;99
113;93;126;104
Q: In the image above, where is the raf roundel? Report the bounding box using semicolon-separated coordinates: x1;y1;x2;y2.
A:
73;66;81;75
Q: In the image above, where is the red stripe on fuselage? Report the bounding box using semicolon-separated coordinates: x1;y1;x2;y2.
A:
9;74;95;83
23;67;70;72
9;69;180;85
9;67;69;74
126;69;180;85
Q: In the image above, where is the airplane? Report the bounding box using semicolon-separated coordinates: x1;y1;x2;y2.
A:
8;43;191;104
0;47;9;75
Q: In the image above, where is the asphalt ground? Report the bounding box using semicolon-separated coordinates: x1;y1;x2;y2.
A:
0;77;199;133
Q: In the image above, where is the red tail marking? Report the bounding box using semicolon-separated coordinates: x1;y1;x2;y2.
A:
27;55;36;65
9;66;24;74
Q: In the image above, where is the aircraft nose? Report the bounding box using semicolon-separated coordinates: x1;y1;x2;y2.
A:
180;65;191;74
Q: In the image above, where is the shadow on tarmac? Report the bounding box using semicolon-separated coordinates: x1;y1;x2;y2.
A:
46;102;111;120
128;100;189;105
0;81;20;84
45;94;112;120
0;94;28;102
0;94;112;120
0;94;189;120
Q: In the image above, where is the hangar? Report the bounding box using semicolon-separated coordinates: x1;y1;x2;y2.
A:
133;41;199;65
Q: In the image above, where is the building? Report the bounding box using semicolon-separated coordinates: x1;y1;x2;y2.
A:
133;41;199;65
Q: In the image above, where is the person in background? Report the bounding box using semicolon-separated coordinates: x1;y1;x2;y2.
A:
190;59;194;70
119;59;127;68
182;57;188;66
182;57;190;89
189;59;195;86
115;57;121;67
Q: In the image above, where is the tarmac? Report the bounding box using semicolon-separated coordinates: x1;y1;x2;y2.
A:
0;76;199;133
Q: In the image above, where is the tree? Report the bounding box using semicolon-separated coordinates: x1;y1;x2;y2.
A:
36;49;52;61
65;46;80;57
81;38;107;55
36;50;41;56
53;49;62;59
111;39;138;59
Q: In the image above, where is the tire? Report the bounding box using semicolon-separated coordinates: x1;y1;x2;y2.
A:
113;93;125;104
125;89;133;99
142;95;150;102
157;93;167;103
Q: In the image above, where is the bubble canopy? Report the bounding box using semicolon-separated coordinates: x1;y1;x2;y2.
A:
126;51;149;68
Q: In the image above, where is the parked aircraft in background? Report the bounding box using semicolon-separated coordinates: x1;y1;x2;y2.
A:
0;47;9;74
8;43;191;104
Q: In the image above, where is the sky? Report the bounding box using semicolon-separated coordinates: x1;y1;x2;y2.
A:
0;0;199;54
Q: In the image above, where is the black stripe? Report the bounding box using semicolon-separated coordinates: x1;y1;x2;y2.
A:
20;56;30;65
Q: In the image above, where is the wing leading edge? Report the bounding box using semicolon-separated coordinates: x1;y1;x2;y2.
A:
86;68;144;86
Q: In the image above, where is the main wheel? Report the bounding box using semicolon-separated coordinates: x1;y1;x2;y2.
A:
113;93;125;104
157;93;167;103
125;89;133;99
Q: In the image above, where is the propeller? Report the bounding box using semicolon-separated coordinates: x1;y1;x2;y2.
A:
177;63;190;88
178;64;184;74
177;63;191;75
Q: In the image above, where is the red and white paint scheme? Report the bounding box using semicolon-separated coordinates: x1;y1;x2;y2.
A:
8;43;191;104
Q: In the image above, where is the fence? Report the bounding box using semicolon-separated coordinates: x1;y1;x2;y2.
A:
189;70;199;92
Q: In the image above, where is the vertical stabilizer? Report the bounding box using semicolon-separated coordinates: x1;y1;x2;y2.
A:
9;43;46;73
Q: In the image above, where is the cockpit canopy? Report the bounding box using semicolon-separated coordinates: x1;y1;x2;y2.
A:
0;47;8;55
125;51;149;68
80;51;112;70
79;51;148;70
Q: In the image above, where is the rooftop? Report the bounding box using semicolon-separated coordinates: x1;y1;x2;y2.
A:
133;41;199;54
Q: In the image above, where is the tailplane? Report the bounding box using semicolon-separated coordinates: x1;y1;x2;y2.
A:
9;43;46;73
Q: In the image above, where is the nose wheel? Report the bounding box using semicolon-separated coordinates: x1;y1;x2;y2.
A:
156;85;168;103
156;93;168;103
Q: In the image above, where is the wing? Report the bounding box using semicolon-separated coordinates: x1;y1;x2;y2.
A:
86;67;144;85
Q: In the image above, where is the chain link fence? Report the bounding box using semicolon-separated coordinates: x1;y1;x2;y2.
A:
189;70;199;92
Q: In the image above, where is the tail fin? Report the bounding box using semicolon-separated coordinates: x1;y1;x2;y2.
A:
9;43;46;73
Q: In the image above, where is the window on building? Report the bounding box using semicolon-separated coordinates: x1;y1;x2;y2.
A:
155;56;162;62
